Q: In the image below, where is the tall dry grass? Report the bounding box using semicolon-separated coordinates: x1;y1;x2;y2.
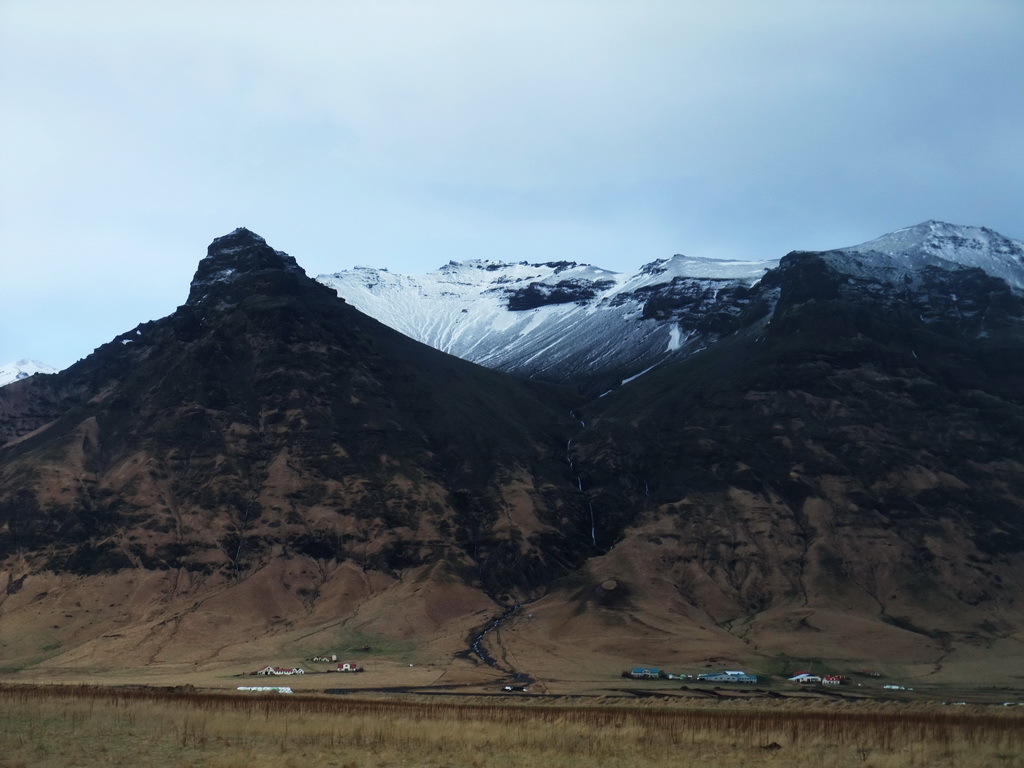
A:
0;683;1021;767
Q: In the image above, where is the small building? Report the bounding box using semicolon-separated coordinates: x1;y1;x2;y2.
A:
822;675;846;686
697;670;758;683
308;654;338;662
788;673;822;684
625;666;661;679
335;661;363;673
254;665;304;676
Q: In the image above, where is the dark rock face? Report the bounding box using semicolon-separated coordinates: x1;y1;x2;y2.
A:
186;227;310;307
506;279;615;311
569;248;1024;633
630;278;765;333
0;231;586;601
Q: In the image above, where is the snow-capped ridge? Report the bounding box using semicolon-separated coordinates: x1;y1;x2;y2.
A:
316;249;773;392
638;253;776;282
316;220;1023;394
0;359;59;388
831;220;1024;290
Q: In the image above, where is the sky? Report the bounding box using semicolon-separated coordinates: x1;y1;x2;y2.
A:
2;0;1023;370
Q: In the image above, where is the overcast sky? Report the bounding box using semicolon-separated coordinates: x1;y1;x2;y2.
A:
2;1;1023;370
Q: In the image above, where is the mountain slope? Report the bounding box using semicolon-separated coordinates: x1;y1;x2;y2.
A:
543;233;1024;673
0;229;591;672
318;254;774;394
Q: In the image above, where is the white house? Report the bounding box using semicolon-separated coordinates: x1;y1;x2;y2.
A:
254;665;305;676
788;673;822;684
697;670;758;683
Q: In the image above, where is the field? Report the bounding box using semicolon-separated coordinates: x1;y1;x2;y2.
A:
1;684;1022;768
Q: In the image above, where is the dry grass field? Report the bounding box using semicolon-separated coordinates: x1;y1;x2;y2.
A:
1;683;1022;768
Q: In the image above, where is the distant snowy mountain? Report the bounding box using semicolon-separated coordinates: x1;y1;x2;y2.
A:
823;220;1024;290
0;360;58;388
318;254;776;393
318;221;1024;392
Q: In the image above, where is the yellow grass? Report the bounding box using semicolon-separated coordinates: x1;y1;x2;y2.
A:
0;684;1022;768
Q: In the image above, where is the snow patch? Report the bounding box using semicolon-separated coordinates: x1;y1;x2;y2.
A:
0;359;60;388
622;364;660;385
667;325;682;352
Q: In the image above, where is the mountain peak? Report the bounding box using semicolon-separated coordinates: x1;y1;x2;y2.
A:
841;220;1023;258
831;220;1024;290
208;226;266;249
187;228;306;306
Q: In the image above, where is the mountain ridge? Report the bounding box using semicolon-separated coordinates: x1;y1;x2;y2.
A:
8;220;1021;392
317;220;1024;394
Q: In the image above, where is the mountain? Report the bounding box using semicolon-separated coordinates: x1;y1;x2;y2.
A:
317;221;1024;397
0;360;58;388
554;225;1024;671
830;220;1024;290
0;228;590;672
314;220;1024;680
317;254;775;395
1;222;1023;688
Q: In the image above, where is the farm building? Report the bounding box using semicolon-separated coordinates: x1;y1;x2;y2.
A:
254;665;305;676
624;667;662;679
697;670;758;683
335;662;363;672
308;654;338;662
788;673;822;684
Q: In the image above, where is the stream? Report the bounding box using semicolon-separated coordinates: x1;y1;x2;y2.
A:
454;409;597;689
566;414;597;547
458;604;534;687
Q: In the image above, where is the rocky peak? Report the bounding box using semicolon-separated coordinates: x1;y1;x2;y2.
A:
186;228;306;306
830;221;1024;290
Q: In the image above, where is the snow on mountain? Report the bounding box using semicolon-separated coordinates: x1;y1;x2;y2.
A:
317;254;775;392
0;360;58;388
319;221;1024;391
825;220;1024;290
630;254;776;285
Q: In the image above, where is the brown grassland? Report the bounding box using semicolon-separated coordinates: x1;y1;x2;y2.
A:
1;684;1022;768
